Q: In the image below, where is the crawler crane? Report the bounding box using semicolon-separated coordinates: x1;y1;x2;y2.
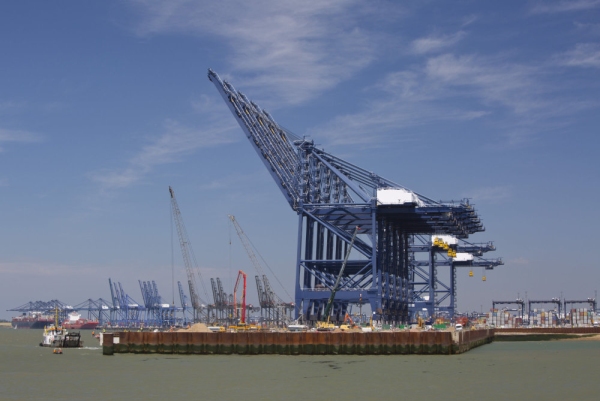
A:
316;226;360;331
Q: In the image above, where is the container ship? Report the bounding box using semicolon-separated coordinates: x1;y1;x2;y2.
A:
12;313;54;329
62;312;99;330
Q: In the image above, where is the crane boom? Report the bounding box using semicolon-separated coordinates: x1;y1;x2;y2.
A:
228;215;289;305
228;215;267;277
169;186;208;322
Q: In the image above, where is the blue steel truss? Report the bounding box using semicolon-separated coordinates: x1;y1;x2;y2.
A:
178;281;192;326
209;69;488;324
108;278;144;327
7;299;70;322
71;298;111;324
139;280;179;327
409;235;503;318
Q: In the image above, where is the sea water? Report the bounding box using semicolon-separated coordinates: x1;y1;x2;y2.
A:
1;327;599;401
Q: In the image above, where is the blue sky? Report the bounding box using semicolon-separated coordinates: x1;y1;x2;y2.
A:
1;1;599;319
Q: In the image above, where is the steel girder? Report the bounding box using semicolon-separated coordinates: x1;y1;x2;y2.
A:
409;236;503;319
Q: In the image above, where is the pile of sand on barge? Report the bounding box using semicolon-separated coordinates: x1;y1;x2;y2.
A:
176;323;210;333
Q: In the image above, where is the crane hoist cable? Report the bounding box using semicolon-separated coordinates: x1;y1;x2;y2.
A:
228;215;292;302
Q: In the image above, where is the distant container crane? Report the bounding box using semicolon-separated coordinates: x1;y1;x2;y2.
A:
70;298;111;325
209;277;233;325
528;298;561;324
108;278;144;327
178;281;191;326
409;235;502;318
492;299;525;326
138;280;178;327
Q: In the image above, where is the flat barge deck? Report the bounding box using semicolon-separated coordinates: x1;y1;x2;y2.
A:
101;329;493;356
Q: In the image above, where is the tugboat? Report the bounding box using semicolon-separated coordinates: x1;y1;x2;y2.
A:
39;308;83;348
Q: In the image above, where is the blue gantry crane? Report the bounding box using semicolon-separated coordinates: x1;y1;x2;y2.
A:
70;298;111;325
138;280;178;327
409;235;503;318
7;299;70;322
108;278;144;327
178;281;191;326
208;69;491;324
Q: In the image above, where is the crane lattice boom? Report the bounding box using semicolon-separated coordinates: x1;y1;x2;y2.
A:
169;186;208;321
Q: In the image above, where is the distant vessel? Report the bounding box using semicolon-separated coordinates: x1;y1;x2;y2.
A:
11;312;54;329
62;312;99;330
40;324;83;348
39;309;83;348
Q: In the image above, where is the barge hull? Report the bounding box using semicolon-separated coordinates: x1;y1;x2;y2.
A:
102;329;494;356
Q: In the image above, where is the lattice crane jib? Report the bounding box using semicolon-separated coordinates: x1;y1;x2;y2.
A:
208;70;301;209
208;69;487;324
229;214;293;324
169;186;209;321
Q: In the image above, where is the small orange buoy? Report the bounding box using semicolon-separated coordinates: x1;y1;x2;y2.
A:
53;348;63;354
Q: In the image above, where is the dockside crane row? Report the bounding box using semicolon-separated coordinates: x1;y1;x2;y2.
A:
169;186;210;323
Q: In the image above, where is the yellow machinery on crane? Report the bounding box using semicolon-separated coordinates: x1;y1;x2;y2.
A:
339;312;363;331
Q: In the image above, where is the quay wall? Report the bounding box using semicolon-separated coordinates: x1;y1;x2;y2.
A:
495;327;600;334
452;329;494;353
102;330;493;356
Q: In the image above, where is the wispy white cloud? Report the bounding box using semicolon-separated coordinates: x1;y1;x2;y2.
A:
425;54;544;114
531;0;600;13
311;53;547;148
0;128;42;152
90;118;237;190
461;15;478;27
411;31;466;54
556;43;600;68
0;100;26;113
508;257;530;266
128;0;387;105
312;42;599;151
462;186;512;203
574;21;600;35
